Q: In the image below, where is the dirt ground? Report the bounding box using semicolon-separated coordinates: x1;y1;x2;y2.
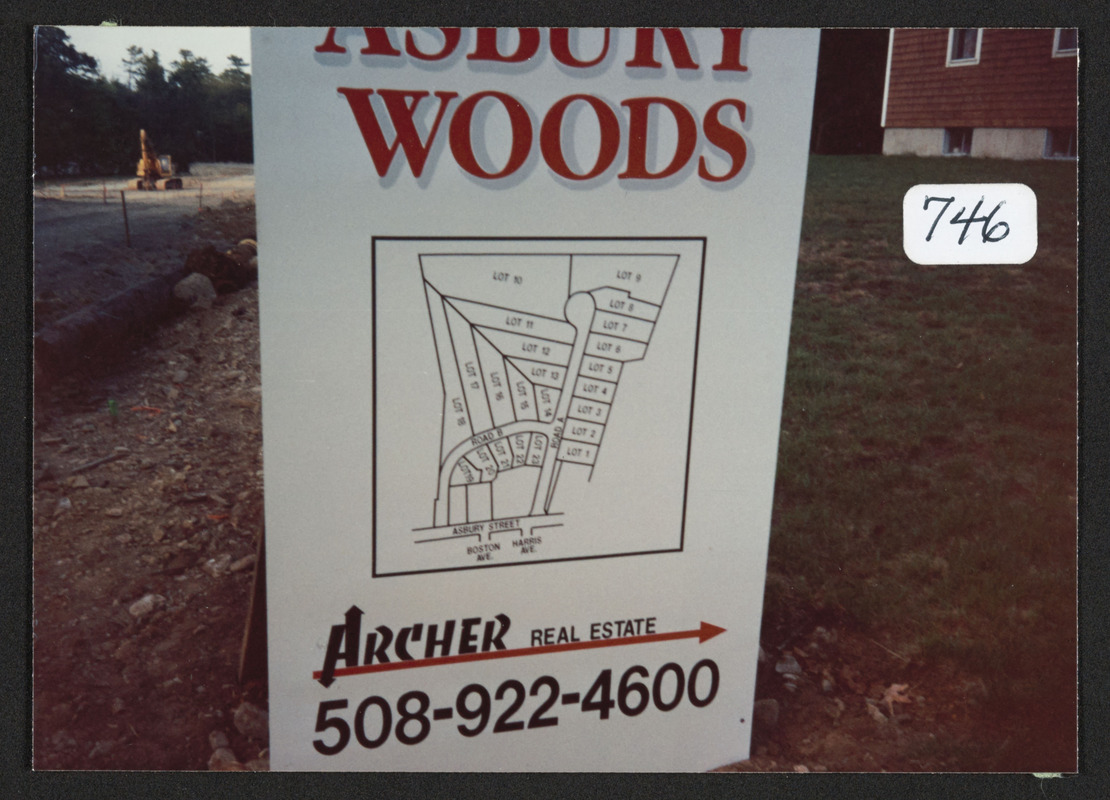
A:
33;168;269;770
30;166;1072;772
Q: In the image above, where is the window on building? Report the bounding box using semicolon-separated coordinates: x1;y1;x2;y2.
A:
1053;28;1078;57
943;127;973;156
947;28;982;65
1045;127;1077;159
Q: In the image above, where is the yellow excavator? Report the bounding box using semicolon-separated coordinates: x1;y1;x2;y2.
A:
135;129;183;190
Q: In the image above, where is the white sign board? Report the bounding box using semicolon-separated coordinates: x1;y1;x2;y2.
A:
252;27;819;771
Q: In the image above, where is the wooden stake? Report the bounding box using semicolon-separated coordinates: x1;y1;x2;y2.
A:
69;450;127;475
120;190;131;247
238;532;268;684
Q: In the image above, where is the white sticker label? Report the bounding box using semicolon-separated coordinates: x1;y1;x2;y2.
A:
903;183;1037;265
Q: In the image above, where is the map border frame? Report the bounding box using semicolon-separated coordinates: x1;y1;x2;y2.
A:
370;235;708;578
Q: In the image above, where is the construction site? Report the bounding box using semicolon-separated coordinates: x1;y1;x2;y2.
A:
28;26;1078;774
33;161;271;770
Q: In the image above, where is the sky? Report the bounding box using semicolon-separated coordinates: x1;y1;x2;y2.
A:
58;26;251;83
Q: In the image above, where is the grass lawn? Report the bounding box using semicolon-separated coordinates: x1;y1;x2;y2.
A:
765;155;1077;768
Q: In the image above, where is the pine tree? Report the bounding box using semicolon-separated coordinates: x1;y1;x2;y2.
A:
122;45;144;90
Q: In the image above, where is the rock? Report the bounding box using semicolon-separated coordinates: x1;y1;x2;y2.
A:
865;699;888;724
70;475;90;489
36;461;57;483
812;626;838;646
173;368;189;384
54;497;71;516
233;701;270;744
230;554;257;573
104;507;124;518
961;678;989;703
50;730;77;750
245;757;270;771
185;245;254;293
793;764;810;773
128;593;166;618
156;552;196;576
825;697;846;723
174;272;217;310
208;747;245;771
88;740;116;759
209;730;230;750
111;697;125;714
226;243;257;266
203;554;233;577
752;698;780;732
821;677;836;693
775;653;802;675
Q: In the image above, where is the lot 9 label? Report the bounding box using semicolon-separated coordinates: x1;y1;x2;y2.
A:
313;659;719;754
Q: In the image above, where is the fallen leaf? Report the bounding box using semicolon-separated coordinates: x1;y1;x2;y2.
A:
865;699;887;724
839;664;866;693
882;683;912;716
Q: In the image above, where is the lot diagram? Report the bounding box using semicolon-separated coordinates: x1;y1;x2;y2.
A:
372;239;705;575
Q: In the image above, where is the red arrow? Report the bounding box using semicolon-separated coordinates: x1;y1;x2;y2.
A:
313;621;726;683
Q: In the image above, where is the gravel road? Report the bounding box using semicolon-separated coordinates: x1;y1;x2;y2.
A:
34;168;255;331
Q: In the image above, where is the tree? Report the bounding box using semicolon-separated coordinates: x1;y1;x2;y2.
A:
169;49;212;91
35;26;98;82
34;29;254;176
135;49;167;96
166;49;215;164
34;27;103;174
132;49;174;164
122;45;144;90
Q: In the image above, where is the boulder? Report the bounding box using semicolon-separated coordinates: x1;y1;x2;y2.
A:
173;273;217;309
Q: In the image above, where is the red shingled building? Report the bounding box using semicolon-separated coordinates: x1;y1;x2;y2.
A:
881;28;1078;159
